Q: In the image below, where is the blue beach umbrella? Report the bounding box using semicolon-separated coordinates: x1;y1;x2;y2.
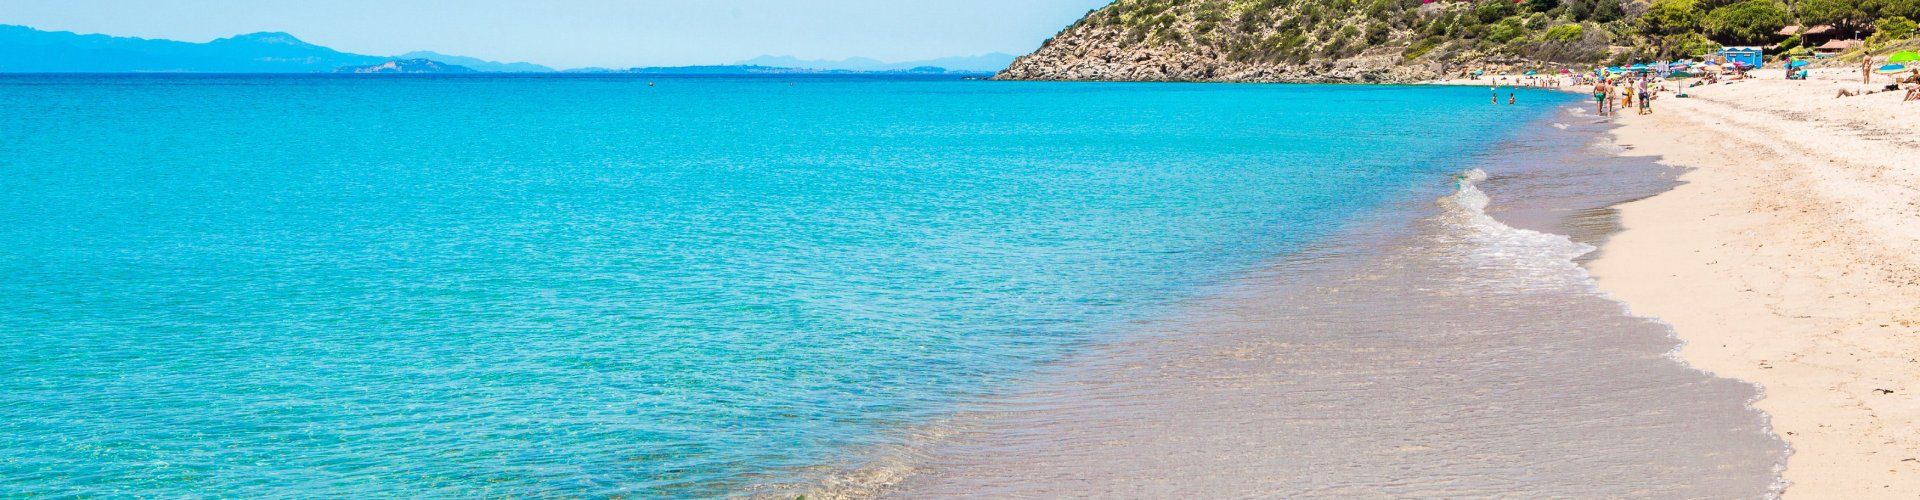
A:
1629;63;1650;72
1787;59;1809;69
1875;63;1909;75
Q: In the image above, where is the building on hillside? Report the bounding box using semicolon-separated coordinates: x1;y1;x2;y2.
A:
1815;39;1862;55
1799;25;1839;46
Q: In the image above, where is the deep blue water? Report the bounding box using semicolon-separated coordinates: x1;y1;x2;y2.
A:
0;74;1568;496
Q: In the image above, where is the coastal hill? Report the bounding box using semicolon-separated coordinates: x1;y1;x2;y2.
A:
0;25;546;73
999;0;1920;82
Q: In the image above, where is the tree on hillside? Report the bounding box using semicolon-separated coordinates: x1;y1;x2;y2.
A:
1864;0;1920;22
1641;0;1704;35
1796;0;1872;36
1704;0;1791;45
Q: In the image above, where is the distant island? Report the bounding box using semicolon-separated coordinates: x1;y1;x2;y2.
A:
737;53;1018;73
395;51;554;73
335;58;476;74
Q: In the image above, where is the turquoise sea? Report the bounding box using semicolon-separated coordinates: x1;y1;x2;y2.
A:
0;75;1568;496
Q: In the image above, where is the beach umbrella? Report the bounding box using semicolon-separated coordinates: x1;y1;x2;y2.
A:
1524;70;1538;75
1560;68;1571;74
1888;51;1920;64
1629;64;1650;72
1786;59;1808;69
1874;63;1908;75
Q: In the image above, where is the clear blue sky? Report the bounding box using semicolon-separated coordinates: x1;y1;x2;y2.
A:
0;0;1111;68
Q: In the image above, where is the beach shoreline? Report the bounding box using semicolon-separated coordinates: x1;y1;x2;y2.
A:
1581;68;1920;497
859;94;1787;498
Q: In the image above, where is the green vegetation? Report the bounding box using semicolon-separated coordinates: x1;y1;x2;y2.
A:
1704;1;1791;45
1078;0;1920;67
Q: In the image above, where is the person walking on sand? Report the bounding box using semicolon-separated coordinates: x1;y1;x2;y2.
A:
1594;80;1610;116
1637;79;1653;115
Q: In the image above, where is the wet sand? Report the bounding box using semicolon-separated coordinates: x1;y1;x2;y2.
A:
862;106;1785;497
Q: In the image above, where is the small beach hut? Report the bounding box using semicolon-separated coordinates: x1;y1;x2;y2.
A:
1718;47;1764;69
1800;25;1839;46
1815;39;1861;55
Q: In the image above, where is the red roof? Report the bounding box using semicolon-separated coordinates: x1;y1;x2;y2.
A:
1815;39;1861;52
1775;25;1800;36
1803;25;1836;35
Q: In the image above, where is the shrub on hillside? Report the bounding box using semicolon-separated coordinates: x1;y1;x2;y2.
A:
1869;16;1917;45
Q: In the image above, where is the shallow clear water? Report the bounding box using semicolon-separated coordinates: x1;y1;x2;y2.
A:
887;108;1785;498
2;74;1571;496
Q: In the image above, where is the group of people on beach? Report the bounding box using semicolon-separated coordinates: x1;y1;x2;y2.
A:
1591;74;1657;116
1482;70;1666;115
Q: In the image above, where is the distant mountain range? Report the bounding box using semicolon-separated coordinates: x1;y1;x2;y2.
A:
0;24;1012;75
0;25;547;73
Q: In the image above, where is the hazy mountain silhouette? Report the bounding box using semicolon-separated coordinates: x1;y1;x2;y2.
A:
0;25;546;73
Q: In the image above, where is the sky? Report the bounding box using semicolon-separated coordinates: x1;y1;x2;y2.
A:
0;0;1111;69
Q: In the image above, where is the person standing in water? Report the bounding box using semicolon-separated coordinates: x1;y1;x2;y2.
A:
1509;92;1516;105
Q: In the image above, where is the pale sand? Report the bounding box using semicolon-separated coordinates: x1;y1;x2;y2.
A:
1583;68;1920;497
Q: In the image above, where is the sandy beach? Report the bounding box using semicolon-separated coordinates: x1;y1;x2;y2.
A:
1582;68;1920;497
